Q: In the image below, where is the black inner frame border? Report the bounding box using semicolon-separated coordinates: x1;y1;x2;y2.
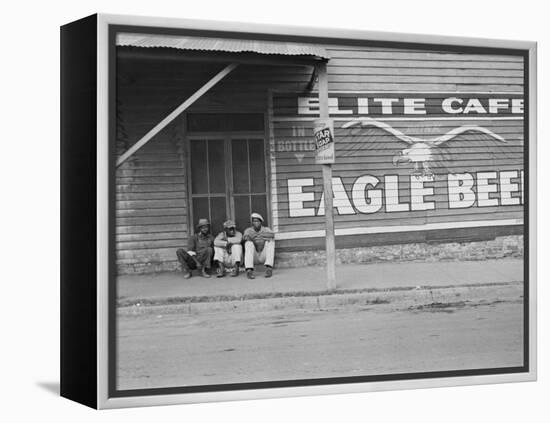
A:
108;23;531;399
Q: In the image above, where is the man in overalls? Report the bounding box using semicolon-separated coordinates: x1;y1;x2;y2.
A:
176;218;214;278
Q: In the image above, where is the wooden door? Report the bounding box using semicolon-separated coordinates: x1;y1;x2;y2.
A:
189;135;268;235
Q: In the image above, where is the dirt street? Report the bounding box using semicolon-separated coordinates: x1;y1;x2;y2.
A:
116;295;524;390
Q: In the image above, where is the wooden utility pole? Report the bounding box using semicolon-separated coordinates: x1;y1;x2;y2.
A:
317;61;336;290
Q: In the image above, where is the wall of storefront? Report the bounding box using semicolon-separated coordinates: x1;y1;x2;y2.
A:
115;43;524;274
115;57;306;273
270;44;524;249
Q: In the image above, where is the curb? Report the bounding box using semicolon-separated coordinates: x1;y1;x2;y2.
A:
118;281;523;316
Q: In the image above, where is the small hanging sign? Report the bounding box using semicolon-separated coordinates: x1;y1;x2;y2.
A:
314;118;335;164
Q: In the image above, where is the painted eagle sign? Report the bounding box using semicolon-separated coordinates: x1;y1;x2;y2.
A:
272;91;525;240
342;118;508;176
60;13;536;410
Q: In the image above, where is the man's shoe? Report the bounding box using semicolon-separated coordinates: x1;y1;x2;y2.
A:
216;263;225;278
265;267;273;278
183;271;192;279
246;269;255;279
230;266;239;277
201;268;211;278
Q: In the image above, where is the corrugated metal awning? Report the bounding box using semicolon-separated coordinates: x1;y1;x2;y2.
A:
116;33;330;60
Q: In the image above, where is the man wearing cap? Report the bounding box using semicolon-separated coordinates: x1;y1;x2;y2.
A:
243;212;275;279
213;220;243;278
176;218;214;278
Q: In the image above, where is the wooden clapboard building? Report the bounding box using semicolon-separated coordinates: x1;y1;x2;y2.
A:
115;33;524;274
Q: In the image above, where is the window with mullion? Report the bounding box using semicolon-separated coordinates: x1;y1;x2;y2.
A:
231;137;267;229
190;138;227;236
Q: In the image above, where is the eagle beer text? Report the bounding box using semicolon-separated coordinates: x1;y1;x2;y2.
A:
287;170;524;217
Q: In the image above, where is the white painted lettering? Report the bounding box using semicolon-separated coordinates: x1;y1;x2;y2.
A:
410;176;435;210
384;175;409;212
463;98;487;114
318;177;355;215
373;98;399;114
404;98;427;115
442;97;463;114
512;99;524;114
352;175;382;214
489;98;510;114
448;173;476;208
297;97;318;114
287;178;315;217
329;98;353;115
357;98;369;114
500;171;521;206
477;172;499;207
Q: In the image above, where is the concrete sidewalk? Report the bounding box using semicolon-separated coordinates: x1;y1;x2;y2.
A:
117;258;523;306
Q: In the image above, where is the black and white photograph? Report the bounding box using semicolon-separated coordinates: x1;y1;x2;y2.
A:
110;22;530;395
6;0;550;419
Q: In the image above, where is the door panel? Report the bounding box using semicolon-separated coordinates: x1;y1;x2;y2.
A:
234;195;251;233
231;137;268;229
207;140;226;194
189;138;226;236
249;140;266;194
210;197;227;236
189;135;268;236
231;139;250;194
251;194;268;223
189;140;208;194
191;197;209;232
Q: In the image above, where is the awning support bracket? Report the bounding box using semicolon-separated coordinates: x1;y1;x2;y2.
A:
116;62;239;167
306;66;318;92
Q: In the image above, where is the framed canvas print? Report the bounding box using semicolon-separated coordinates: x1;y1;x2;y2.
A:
60;13;537;409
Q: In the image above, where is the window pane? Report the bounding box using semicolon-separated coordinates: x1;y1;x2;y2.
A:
210;196;227;236
234;195;250;233
251;195;268;227
248;139;266;193
208;140;225;194
232;139;249;194
190;140;208;194
191;197;209;232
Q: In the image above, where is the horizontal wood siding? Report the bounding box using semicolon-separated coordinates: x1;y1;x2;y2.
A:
270;45;524;242
116;57;292;270
116;43;525;271
116;115;188;268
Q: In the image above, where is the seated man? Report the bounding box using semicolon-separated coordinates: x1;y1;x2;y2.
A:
243;212;275;279
213;219;243;278
176;218;213;279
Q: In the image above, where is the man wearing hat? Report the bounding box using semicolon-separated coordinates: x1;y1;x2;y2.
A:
213;220;243;278
243;212;275;279
176;218;214;278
